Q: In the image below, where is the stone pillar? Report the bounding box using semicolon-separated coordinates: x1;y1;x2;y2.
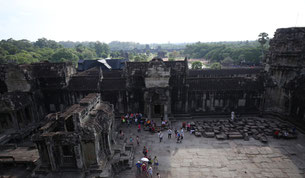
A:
202;93;206;112
210;93;215;111
118;92;124;114
74;144;83;169
46;141;57;171
164;104;168;120
148;104;151;120
185;89;189;113
10;112;20;130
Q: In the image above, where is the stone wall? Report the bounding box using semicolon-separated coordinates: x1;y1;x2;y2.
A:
265;27;305;122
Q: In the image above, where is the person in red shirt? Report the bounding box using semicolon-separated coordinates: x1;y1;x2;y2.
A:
138;124;141;132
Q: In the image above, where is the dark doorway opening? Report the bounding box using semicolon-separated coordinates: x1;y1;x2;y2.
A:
154;105;161;114
154;105;164;116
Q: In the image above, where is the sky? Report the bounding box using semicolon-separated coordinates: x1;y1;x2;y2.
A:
0;0;304;44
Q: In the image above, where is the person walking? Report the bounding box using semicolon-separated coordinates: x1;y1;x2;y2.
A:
168;128;172;139
180;128;184;142
148;166;153;178
158;131;163;142
157;172;161;178
141;162;147;176
153;156;159;167
136;161;142;174
177;132;181;143
136;136;140;145
143;146;148;157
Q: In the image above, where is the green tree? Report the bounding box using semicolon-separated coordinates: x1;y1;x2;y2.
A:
221;57;234;66
133;54;148;62
210;62;222;69
258;32;269;61
51;48;79;65
191;61;203;69
34;38;62;49
93;41;109;58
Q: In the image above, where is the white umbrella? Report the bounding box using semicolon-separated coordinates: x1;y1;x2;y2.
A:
141;157;149;162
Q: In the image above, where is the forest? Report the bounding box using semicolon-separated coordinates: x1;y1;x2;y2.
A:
183;41;268;65
0;38;268;66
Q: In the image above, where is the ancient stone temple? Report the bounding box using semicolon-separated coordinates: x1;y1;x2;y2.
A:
102;57;264;119
264;27;305;122
0;27;305;177
32;93;115;177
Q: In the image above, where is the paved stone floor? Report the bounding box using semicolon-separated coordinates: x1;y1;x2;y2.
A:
115;118;305;178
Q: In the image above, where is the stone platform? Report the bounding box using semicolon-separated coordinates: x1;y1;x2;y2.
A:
115;117;305;178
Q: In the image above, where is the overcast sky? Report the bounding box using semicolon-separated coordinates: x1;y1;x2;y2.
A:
0;0;304;43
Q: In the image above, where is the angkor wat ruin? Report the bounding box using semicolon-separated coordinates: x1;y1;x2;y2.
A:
0;27;304;177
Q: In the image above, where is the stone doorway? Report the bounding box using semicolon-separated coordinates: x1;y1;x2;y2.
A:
153;104;163;117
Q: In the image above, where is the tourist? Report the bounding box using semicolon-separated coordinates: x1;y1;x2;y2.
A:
136;136;140;145
138;124;141;132
130;113;134;120
161;120;166;128
127;118;130;127
122;117;126;125
274;130;280;138
231;111;235;121
190;128;195;134
177;132;181;143
129;136;133;144
151;125;155;133
141;162;147;175
148;166;153;178
157;172;161;178
136;161;142;174
174;128;178;138
148;155;152;165
158;131;163;142
181;128;184;137
168;128;172;139
153;156;159;167
187;122;191;131
143;146;148;157
182;121;186;128
135;117;138;125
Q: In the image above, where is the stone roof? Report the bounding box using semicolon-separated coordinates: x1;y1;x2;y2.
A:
67;67;101;91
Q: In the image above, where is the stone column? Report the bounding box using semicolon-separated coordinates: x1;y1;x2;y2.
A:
164;104;168;120
185;89;189;113
74;144;83;169
10;112;20;130
148;104;151;120
46;141;56;171
210;93;215;111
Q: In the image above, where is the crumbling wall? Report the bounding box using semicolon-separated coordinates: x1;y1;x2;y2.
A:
265;27;305;121
33;93;116;175
185;68;264;115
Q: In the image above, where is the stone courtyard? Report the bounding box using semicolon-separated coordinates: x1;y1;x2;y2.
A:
115;118;305;178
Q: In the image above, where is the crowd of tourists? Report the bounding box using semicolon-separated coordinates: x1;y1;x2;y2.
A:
135;146;161;178
120;113;170;133
119;113;198;177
